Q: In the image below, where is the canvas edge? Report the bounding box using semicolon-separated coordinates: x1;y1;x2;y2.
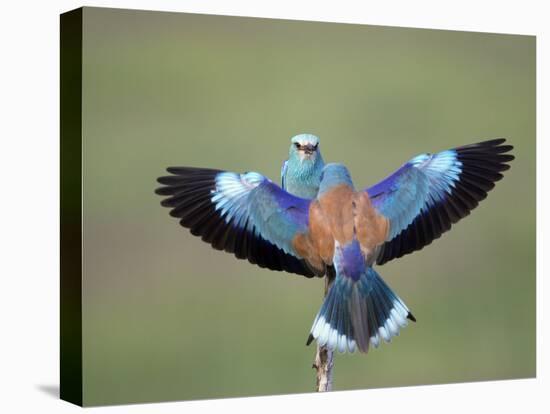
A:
60;7;84;407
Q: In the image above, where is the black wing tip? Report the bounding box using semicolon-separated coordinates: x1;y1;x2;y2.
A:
166;166;223;175
482;138;507;146
166;166;185;174
457;138;515;155
165;166;195;174
456;138;515;173
306;333;315;346
407;312;417;322
472;138;507;147
156;166;221;183
156;176;170;185
155;166;222;197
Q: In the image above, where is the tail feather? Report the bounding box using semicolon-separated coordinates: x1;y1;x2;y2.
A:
308;267;413;353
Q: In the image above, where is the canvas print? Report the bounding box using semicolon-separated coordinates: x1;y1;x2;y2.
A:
60;6;536;407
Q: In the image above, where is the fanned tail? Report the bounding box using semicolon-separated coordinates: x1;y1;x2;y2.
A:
308;241;414;353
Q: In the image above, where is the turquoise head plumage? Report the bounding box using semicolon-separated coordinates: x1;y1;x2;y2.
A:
281;133;325;199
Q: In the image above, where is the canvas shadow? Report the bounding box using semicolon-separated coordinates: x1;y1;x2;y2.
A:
36;384;59;399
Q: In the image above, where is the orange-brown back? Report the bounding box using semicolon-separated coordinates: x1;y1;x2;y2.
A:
292;184;389;271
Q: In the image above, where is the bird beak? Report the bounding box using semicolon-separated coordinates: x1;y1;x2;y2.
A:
302;144;317;155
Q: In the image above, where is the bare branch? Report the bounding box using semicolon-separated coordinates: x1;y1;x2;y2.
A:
312;276;334;392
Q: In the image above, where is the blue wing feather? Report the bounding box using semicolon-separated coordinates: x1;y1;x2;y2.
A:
214;170;309;256
281;159;288;189
366;139;514;264
156;167;319;277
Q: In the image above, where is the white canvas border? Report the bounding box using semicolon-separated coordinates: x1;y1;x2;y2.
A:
0;1;546;413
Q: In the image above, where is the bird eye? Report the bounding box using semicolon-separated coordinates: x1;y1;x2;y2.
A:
294;143;301;149
313;144;319;150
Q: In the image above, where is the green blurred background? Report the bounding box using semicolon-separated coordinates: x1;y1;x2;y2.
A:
80;7;535;406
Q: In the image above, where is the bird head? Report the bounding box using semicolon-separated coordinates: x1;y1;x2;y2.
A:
289;134;321;163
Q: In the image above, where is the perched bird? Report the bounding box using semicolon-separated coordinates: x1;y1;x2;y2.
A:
281;134;325;199
155;139;514;353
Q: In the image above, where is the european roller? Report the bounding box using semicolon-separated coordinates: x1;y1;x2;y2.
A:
281;134;325;199
155;139;513;353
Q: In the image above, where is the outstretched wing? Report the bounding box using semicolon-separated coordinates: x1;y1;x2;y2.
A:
156;167;321;277
366;139;514;265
